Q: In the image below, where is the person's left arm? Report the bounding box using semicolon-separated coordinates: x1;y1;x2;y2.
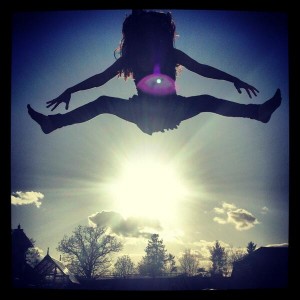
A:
175;49;259;98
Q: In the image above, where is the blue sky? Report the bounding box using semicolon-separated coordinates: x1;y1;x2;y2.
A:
11;10;288;265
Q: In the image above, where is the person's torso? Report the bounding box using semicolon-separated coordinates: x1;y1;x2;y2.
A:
132;49;177;96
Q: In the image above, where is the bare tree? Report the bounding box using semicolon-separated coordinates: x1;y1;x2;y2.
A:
227;247;246;264
57;225;122;279
114;255;135;278
165;253;177;274
178;249;200;276
226;246;247;276
26;238;42;268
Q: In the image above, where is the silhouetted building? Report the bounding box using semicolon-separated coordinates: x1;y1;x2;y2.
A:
11;224;34;286
231;246;288;289
34;251;79;288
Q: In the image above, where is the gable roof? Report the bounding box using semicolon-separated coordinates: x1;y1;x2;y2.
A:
34;254;79;284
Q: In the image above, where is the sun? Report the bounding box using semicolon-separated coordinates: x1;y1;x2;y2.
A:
108;156;188;221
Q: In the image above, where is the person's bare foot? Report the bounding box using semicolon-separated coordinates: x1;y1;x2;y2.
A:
258;89;282;123
27;105;55;134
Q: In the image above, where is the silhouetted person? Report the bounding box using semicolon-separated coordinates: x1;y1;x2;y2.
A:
28;10;282;135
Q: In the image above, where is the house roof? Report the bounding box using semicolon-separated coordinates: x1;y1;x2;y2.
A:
232;246;288;278
12;224;34;250
234;246;288;265
34;254;79;284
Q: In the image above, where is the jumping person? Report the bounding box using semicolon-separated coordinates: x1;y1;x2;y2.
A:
28;10;281;135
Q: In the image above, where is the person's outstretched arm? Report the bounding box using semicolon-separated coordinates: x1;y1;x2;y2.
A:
175;49;259;98
46;57;124;111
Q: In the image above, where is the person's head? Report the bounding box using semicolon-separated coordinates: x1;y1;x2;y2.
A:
116;10;177;80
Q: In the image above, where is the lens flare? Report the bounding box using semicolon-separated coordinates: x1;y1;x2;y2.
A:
137;73;176;95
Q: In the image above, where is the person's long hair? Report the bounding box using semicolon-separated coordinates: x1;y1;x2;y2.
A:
115;10;178;80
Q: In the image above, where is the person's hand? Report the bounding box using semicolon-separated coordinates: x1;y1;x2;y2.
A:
46;90;71;111
234;79;259;99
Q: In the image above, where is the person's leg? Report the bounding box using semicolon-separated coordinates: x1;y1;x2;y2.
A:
27;96;136;134
181;89;281;123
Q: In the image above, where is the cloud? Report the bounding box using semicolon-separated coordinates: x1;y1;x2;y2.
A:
11;191;44;208
176;239;233;269
222;203;236;210
213;217;227;224
265;243;288;248
228;209;259;230
191;240;220;260
213;207;225;214
213;202;259;231
88;211;162;238
34;247;45;257
261;206;269;214
27;246;44;258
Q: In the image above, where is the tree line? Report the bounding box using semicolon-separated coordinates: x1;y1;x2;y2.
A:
27;225;257;280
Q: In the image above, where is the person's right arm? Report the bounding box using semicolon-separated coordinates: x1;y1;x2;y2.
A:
46;57;124;111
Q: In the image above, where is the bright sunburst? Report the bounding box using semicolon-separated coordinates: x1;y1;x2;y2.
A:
108;155;188;220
